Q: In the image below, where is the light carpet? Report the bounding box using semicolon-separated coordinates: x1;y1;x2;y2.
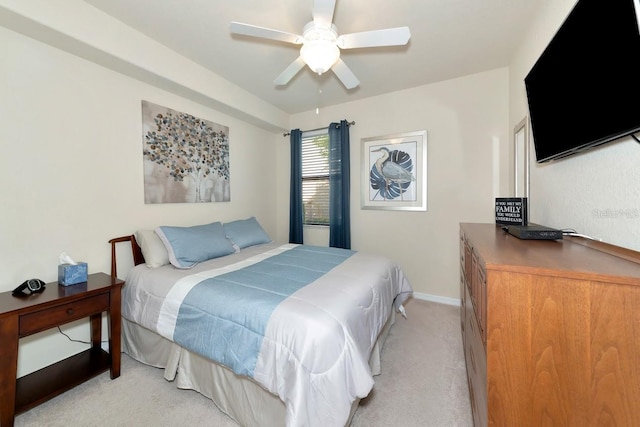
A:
15;299;472;426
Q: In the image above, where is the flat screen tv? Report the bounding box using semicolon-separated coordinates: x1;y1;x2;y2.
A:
524;0;640;163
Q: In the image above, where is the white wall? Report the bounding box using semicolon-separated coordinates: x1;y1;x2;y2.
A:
0;0;288;132
1;26;279;376
276;69;511;301
509;0;640;251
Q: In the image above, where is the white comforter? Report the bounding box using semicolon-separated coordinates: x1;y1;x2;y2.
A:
122;243;413;427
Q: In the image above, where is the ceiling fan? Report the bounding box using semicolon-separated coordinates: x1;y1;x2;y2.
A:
229;0;411;89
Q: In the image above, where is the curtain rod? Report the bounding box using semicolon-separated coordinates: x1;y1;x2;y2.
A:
282;120;355;137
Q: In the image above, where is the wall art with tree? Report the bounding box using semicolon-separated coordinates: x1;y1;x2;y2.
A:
141;101;230;203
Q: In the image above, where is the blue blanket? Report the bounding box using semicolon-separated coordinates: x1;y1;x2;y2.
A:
172;245;354;377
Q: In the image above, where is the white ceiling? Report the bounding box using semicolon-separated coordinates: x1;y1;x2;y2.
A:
83;0;542;115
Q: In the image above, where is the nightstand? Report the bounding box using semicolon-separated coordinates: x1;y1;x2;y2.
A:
0;272;123;427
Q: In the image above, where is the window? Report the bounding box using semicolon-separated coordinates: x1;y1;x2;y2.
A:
301;129;329;226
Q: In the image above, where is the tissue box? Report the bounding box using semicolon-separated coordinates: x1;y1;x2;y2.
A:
58;262;88;286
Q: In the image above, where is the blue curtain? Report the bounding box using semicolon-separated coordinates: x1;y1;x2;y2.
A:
289;129;303;244
328;121;351;249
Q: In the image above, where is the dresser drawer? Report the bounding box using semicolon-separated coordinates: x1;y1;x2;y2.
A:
465;306;487;382
19;293;110;336
465;305;487;426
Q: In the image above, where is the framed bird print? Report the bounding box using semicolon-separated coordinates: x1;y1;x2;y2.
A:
361;130;427;211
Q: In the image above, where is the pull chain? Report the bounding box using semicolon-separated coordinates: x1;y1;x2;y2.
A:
315;73;322;115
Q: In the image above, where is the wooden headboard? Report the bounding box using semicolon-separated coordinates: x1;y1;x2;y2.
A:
108;235;145;279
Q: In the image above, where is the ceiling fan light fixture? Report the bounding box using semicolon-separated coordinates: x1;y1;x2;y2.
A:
300;22;340;74
300;41;340;74
230;1;409;88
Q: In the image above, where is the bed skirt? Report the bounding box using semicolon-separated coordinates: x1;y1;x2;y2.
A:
121;308;396;427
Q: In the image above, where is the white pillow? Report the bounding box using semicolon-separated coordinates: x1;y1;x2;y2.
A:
135;229;170;268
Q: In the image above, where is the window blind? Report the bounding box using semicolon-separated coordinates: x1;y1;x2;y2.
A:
301;131;329;226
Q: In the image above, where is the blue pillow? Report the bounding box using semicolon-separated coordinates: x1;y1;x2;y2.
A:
223;217;272;250
155;222;235;269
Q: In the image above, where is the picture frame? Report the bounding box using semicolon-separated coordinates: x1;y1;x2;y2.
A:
361;130;427;211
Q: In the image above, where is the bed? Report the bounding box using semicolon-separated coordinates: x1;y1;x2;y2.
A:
109;218;413;427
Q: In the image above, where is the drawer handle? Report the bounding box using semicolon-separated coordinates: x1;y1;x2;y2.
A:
67;308;75;316
470;347;476;372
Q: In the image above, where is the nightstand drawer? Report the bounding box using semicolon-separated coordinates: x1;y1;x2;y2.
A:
19;293;110;336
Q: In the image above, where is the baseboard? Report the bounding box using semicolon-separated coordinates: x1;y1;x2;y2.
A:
412;291;460;307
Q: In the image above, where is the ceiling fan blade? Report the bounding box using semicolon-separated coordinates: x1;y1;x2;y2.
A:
230;21;303;44
331;58;360;89
312;0;336;28
274;57;306;86
337;27;411;49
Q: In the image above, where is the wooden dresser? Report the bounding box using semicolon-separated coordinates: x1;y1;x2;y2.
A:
459;223;640;427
